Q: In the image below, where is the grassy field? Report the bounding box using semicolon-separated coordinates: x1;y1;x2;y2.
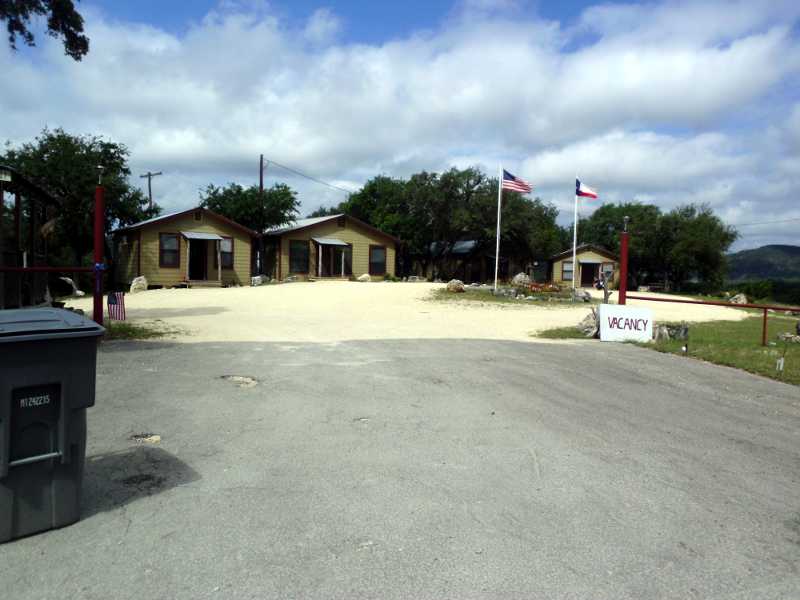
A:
104;320;181;341
538;315;800;385
428;287;589;306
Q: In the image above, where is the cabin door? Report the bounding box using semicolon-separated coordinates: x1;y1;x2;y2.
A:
189;240;208;280
580;263;597;287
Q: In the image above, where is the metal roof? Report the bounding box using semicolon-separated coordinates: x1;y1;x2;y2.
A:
312;237;349;246
265;214;344;235
182;231;223;241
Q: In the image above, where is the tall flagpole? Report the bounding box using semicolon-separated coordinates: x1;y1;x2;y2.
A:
572;178;578;291
494;165;503;291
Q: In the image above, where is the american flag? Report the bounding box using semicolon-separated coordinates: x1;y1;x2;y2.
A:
107;292;126;321
501;169;533;193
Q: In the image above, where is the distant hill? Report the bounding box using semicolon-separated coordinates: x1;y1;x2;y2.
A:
728;245;800;281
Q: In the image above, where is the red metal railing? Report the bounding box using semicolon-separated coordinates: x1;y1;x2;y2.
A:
626;294;800;346
0;183;105;325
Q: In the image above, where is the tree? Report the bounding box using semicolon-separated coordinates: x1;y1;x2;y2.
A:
578;202;663;287
306;206;340;218
1;0;89;60
660;204;738;291
1;128;160;265
579;201;738;290
199;182;299;232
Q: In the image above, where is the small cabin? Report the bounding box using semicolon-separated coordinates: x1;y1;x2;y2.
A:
113;207;258;288
264;214;399;281
551;244;618;288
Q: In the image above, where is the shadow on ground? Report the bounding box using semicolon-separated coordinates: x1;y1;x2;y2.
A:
82;446;201;518
125;306;229;319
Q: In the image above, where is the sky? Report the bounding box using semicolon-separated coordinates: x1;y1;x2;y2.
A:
2;0;800;250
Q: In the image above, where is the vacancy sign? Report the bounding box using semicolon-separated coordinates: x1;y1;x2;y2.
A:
599;304;653;342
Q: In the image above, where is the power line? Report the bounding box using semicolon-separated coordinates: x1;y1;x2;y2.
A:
261;157;354;194
729;216;800;227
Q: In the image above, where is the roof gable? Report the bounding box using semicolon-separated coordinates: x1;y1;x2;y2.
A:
550;243;618;261
266;214;400;243
114;207;258;237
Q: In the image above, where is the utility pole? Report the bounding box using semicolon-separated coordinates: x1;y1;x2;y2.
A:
139;170;163;211
259;155;266;275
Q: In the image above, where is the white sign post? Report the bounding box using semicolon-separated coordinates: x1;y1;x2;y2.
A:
599;304;653;342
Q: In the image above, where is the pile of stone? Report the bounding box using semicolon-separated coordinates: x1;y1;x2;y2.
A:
577;308;599;338
654;323;689;342
778;332;800;344
446;279;465;293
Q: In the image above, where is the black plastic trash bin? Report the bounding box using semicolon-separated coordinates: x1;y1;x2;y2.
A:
0;308;104;542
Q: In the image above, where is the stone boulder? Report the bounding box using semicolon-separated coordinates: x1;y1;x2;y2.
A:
250;275;267;287
446;279;465;293
130;276;148;294
511;272;531;286
729;293;748;305
57;276;86;297
572;289;592;303
778;332;800;343
357;273;372;282
577;308;599;338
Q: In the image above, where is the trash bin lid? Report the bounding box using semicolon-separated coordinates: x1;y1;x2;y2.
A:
0;308;105;343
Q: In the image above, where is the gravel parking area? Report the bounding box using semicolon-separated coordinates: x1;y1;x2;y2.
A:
65;282;747;343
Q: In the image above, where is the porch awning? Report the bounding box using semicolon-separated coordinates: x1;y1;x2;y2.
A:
182;231;223;241
312;237;348;246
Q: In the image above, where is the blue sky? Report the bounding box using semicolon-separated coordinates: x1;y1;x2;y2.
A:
2;0;800;249
90;0;597;43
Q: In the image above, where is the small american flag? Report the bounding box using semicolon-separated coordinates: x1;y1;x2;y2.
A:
107;292;126;321
501;169;533;193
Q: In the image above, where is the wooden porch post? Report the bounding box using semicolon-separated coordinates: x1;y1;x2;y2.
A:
318;242;322;278
186;238;191;281
217;240;222;283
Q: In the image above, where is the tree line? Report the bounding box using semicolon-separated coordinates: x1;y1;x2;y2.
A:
1;129;738;290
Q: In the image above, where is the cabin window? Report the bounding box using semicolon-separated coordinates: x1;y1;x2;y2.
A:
369;245;387;276
561;261;573;281
159;233;180;268
289;240;309;273
214;237;234;269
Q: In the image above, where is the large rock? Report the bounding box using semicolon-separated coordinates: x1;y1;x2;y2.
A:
511;272;531;286
446;279;465;293
57;276;86;297
130;275;148;294
577;308;599;338
250;275;267;287
357;273;372;282
729;293;748;305
572;289;592;303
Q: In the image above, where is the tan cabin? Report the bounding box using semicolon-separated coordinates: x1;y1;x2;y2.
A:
113;207;258;288
265;214;399;281
551;244;618;287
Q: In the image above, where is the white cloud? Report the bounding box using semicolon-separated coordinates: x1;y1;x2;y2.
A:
304;8;341;45
1;0;799;249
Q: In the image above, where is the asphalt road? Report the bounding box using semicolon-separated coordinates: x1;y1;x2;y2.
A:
2;338;799;599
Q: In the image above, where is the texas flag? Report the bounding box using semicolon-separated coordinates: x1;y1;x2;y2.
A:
576;178;598;199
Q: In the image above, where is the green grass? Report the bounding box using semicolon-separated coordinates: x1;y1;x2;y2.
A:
646;316;800;385
536;315;800;385
104;320;180;341
428;287;589;306
537;326;587;339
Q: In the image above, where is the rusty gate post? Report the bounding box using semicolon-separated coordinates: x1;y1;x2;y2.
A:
93;170;105;325
619;216;630;305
